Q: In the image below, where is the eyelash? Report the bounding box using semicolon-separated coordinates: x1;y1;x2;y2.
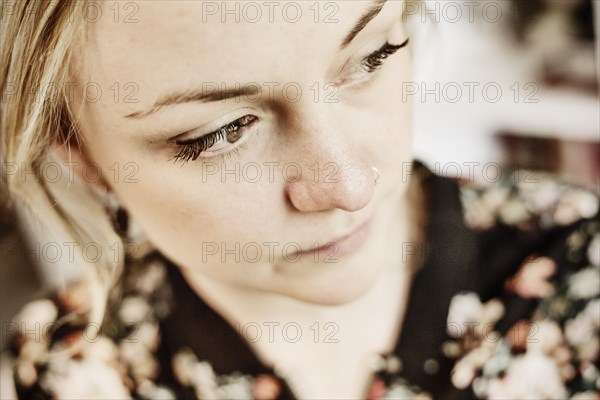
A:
171;38;408;164
171;115;257;163
359;38;408;74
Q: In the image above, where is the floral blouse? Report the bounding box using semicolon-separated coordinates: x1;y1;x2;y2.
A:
7;161;600;399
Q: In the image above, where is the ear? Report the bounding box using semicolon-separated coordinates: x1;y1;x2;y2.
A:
51;137;112;196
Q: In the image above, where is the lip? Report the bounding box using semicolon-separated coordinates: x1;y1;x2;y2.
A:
298;217;375;260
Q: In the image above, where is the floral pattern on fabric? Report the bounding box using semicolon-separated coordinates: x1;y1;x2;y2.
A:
452;169;599;399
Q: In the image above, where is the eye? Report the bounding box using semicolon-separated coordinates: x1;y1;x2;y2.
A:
360;39;408;73
170;114;258;163
342;38;409;84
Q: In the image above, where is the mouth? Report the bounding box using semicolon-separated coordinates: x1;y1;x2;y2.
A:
297;217;375;260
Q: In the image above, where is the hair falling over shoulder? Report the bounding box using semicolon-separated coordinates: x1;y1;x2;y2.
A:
1;0;126;359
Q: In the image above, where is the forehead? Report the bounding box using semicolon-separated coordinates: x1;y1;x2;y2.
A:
81;0;405;123
88;1;402;78
92;2;332;74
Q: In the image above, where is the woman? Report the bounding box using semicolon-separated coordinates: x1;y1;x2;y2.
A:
1;1;598;399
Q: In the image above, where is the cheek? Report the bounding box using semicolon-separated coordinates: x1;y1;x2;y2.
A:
358;79;413;169
89;140;276;255
121;174;282;271
381;56;414;166
355;69;413;187
126;171;268;232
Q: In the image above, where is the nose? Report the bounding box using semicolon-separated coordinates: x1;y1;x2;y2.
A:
282;104;376;213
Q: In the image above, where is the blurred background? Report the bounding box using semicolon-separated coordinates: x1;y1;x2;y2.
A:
412;0;599;188
1;0;599;373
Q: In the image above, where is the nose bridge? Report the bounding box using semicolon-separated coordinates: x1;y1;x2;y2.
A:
282;100;375;213
289;102;346;162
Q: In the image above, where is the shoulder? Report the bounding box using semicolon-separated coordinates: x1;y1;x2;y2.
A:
444;168;599;398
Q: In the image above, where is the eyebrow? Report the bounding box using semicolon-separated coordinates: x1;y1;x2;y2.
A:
340;0;389;50
125;0;388;119
125;86;260;119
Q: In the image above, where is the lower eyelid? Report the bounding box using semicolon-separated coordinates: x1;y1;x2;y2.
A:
205;141;249;162
344;62;388;88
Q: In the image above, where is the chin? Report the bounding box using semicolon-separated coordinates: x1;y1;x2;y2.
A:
276;259;385;306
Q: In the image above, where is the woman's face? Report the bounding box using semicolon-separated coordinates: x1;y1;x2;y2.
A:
75;0;413;305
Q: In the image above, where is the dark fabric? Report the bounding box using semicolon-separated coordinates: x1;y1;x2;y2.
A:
157;261;297;399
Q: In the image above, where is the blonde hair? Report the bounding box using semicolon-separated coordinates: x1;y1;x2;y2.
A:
1;0;124;356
